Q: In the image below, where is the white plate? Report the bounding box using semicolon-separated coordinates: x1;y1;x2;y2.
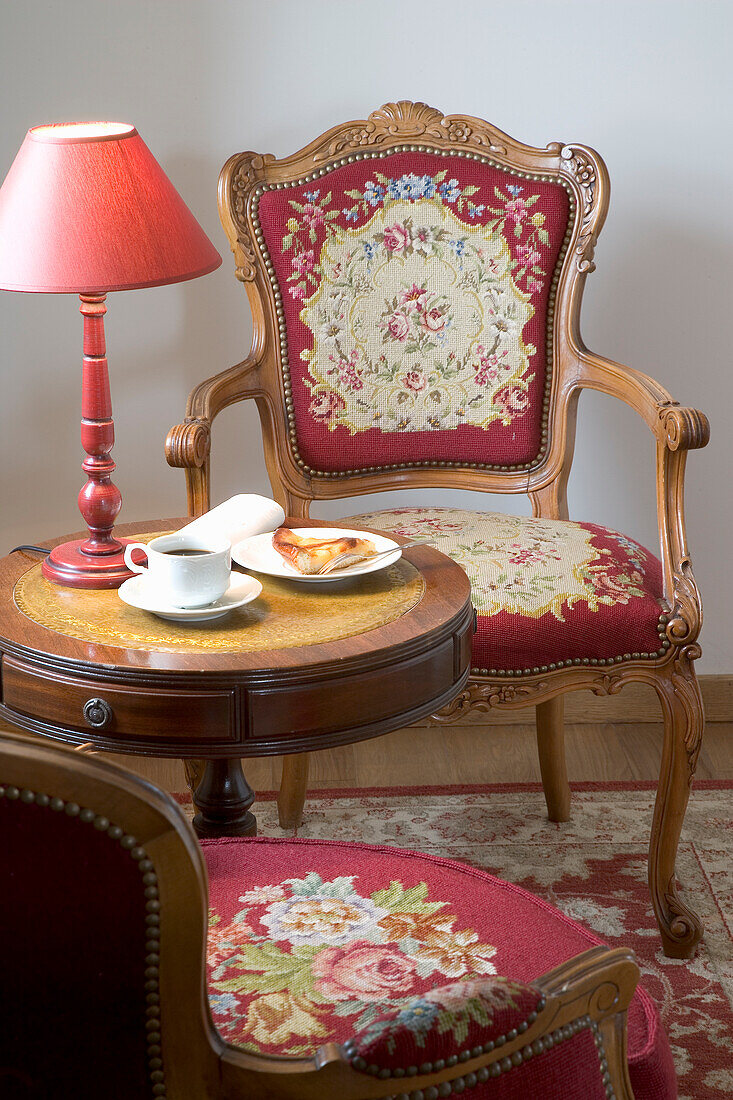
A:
232;528;401;582
118;571;262;622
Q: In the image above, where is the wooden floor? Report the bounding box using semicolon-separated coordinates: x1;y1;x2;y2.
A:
102;718;733;797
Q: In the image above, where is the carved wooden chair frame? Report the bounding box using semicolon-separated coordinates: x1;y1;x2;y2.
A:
2;730;640;1099
167;102;709;959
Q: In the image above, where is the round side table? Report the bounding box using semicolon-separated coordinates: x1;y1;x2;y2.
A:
0;519;473;837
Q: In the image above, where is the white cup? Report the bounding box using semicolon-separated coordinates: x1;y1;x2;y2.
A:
123;533;232;608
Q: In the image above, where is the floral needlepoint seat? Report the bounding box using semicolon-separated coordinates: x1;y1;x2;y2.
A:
203;836;677;1099
346;507;667;674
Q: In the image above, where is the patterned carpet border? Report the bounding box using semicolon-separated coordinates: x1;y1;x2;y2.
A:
173;778;733;804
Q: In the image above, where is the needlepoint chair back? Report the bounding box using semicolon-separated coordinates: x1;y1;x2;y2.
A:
218;102;605;504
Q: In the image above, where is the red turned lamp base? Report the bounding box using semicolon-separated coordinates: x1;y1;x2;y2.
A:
42;538;135;589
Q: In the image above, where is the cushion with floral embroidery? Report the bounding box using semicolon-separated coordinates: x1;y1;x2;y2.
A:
344;975;541;1074
201;837;676;1099
346;507;668;673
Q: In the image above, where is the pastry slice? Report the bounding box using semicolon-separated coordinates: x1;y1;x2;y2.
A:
272;528;377;574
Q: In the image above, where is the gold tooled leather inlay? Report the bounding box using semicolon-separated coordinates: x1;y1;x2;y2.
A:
13;535;424;653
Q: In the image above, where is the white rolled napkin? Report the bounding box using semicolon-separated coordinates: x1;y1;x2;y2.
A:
177;495;285;548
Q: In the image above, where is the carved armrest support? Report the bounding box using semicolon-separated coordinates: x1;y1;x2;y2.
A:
166;356;262;471
659;403;710;452
165;356;262;518
165;416;211;470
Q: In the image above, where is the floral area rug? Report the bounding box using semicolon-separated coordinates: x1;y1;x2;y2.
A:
179;781;732;1099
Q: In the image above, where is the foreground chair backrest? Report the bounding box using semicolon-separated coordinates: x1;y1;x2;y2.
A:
166;102;709;959
0;731;641;1098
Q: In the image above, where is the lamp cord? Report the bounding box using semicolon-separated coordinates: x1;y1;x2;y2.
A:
9;545;50;556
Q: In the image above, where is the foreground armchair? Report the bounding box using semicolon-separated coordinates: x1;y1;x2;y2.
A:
1;731;679;1098
167;102;709;958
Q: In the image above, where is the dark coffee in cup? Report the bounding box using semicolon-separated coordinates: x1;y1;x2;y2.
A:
161;548;213;557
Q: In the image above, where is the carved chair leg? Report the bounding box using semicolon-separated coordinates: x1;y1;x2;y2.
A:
278;753;309;829
650;650;705;958
536;696;571;822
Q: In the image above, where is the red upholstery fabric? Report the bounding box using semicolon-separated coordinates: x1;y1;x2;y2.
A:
257;151;572;472
0;794;151;1100
202;837;676;1099
348;973;541;1073
347;507;668;672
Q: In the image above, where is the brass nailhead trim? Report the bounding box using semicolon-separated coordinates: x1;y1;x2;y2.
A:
0;783;166;1098
470;608;671;676
355;1009;608;1097
348;993;546;1079
249;146;578;479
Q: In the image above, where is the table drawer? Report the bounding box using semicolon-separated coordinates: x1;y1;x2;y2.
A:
245;637;456;743
1;656;234;744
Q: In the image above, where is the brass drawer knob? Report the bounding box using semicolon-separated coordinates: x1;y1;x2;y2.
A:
83;697;113;730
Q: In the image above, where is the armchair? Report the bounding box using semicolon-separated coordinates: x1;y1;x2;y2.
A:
1;730;677;1099
166;102;709;959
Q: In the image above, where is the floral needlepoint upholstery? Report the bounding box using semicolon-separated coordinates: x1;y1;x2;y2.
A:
256;152;574;473
202;837;676;1098
347;507;668;673
345;974;541;1074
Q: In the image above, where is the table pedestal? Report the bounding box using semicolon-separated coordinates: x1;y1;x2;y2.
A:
191;758;257;838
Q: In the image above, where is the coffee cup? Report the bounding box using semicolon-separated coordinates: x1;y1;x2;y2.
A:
123;533;231;608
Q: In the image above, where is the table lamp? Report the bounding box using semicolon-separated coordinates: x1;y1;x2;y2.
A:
0;122;221;587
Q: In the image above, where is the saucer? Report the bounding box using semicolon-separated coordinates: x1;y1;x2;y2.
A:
232;528;401;582
118;571;262;622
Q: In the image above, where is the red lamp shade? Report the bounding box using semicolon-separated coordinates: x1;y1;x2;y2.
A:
0;122;222;589
0;122;221;293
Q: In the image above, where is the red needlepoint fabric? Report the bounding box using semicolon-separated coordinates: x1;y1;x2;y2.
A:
201;837;676;1099
346;972;541;1071
348;507;668;672
256;152;573;472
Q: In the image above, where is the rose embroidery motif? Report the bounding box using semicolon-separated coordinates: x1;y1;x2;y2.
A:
380;284;452;355
207;873;499;1056
403;371;428;392
312;942;418;1001
494;383;530;425
278;173;550;436
309;390;345;423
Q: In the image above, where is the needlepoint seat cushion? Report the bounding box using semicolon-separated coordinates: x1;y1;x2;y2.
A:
346;507;668;674
202;837;676;1099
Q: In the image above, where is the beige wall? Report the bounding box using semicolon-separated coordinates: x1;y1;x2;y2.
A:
1;0;730;672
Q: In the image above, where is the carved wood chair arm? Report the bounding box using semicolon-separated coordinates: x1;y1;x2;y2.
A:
165;356;263;515
575;349;710;451
574;349;708;643
165;356;262;470
219;946;639;1099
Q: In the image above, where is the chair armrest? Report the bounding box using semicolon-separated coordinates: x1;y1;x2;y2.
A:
575;349;708;643
165;355;261;469
576;350;709;451
164;356;261;515
219;947;639;1099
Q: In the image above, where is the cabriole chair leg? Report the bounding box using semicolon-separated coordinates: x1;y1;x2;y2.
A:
649;649;705;958
278;753;309;829
536;696;571;822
